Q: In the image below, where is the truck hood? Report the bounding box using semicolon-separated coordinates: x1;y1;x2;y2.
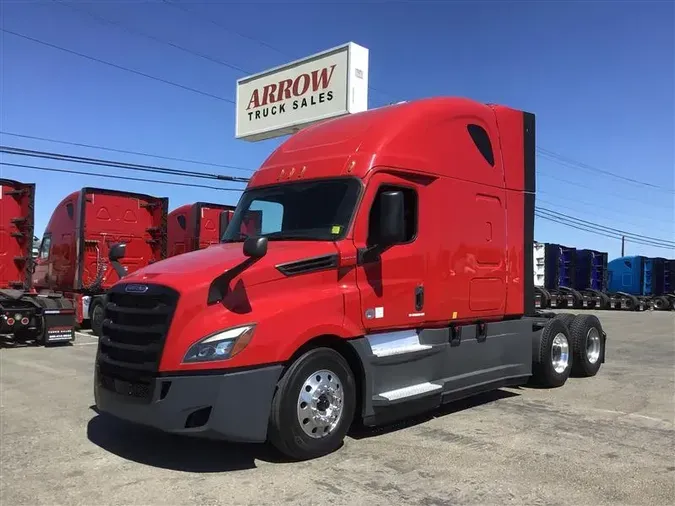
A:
120;240;338;291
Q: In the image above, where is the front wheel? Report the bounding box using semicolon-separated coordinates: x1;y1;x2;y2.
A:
268;347;356;461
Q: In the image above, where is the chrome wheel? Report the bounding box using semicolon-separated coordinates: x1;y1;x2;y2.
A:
296;369;344;439
586;327;601;364
551;332;570;374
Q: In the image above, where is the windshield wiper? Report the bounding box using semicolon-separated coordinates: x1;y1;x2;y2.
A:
264;232;317;241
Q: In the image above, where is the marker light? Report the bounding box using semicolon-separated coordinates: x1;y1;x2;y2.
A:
182;324;256;364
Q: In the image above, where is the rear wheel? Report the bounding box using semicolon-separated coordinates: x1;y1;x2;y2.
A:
554;313;576;330
569;314;605;377
652;296;670;311
268;347;356;461
531;318;573;388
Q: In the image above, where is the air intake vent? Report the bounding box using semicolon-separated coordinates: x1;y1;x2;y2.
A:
276;254;338;277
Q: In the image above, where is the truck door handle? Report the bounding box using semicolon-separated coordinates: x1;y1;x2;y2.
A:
415;285;424;311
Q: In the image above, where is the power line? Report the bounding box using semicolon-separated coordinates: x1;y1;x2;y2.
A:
159;0;398;103
53;0;251;75
4;9;668;193
3;145;672;247
535;212;673;250
537;171;671;209
1;158;671;250
536;196;673;235
0;146;250;184
537;207;674;245
2;26;667;196
0;28;234;104
0;131;255;173
161;0;287;58
535;210;674;249
537;147;675;193
0;162;243;193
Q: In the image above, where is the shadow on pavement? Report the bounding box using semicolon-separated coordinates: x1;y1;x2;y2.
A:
86;408;287;473
349;388;521;439
87;388;521;469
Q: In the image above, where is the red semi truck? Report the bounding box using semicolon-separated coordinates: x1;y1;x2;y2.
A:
33;187;168;337
168;202;236;257
0;179;75;344
94;97;608;460
168;202;264;257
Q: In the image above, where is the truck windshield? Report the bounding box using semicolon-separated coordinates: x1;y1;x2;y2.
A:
222;178;362;242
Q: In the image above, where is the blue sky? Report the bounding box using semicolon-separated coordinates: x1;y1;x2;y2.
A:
1;0;673;259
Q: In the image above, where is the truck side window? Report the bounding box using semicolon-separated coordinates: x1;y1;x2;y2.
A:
467;124;495;167
176;214;187;230
39;235;52;260
368;185;417;246
66;202;74;220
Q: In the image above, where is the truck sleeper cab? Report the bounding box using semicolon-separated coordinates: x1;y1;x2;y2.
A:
94;97;607;460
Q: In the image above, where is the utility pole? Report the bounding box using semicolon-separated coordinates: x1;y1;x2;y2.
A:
621;235;625;256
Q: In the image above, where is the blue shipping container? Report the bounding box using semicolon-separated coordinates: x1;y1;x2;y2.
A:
643;258;666;296
544;243;577;290
665;260;675;293
575;249;608;291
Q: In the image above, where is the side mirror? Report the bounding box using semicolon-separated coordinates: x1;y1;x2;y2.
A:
108;243;127;262
243;236;268;259
378;190;406;246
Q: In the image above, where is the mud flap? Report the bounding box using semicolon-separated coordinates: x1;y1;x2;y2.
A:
43;308;76;344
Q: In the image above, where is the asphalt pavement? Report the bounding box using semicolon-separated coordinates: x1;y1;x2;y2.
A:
1;310;673;505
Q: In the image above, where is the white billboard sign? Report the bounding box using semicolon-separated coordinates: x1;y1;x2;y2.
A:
235;42;369;142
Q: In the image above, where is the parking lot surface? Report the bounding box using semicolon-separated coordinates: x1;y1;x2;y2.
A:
1;311;674;505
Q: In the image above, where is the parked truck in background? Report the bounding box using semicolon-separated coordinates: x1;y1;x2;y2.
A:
93;96;608;461
33;187;168;337
168;202;236;257
168;202;265;257
607;255;674;310
0;179;75;345
533;243;612;310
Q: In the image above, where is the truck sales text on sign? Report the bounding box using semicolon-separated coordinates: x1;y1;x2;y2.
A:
235;42;369;142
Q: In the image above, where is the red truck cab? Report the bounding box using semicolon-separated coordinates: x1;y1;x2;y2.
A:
94;97;607;460
33;187;167;336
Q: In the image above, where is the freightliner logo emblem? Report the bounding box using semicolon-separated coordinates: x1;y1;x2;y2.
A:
125;284;149;294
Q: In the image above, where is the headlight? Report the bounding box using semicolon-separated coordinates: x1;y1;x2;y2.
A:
182;324;256;363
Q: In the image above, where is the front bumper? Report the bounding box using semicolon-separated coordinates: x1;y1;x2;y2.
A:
94;364;284;443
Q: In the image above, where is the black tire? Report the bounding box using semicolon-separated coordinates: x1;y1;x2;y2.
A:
90;302;104;337
268;347;356;461
598;292;611;310
569;314;605;377
652;296;670;311
531;318;573;388
554;313;576;330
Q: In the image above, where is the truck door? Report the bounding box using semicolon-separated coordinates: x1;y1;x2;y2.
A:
353;172;426;331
